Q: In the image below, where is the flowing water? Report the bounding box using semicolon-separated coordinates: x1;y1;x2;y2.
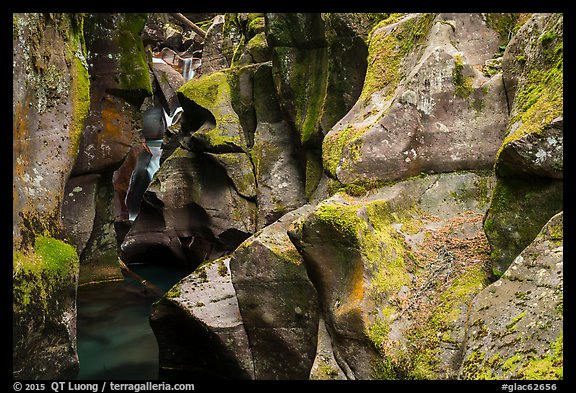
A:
76;264;191;380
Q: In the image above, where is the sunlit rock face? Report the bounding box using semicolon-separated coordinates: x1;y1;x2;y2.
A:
323;13;509;184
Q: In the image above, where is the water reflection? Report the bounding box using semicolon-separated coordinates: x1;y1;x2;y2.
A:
76;264;191;380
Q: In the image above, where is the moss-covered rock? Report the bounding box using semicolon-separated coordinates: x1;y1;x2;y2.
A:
483;176;562;276
497;13;563;179
501;13;563;146
460;212;563;380
13;236;80;379
267;13;375;151
228;13;271;66
294;172;495;379
82;13;152;105
178;69;248;153
272;44;329;148
13;13;90;379
483;14;563;276
323;13;509;185
359;13;435;102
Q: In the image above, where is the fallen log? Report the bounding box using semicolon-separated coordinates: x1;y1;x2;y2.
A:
170;13;207;40
118;257;164;296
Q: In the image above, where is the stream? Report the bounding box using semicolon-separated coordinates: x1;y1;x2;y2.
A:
76;264;192;380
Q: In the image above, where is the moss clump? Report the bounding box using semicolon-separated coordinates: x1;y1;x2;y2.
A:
453;54;473;98
506;311;527;332
317;363;340;379
498;332;563;379
547;220;563;245
343;184;368;197
540;31;557;46
322;124;366;179
461;350;499;379
366;317;391;349
273;45;329;147
315;202;363;244
165;284;181;299
218;259;229;277
13;236;79;312
370;357;397;380
179;71;226;109
116;13;153;98
69;55;90;157
361;13;435;101
68;14;90;157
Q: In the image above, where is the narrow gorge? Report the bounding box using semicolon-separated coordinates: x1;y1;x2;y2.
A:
13;12;563;381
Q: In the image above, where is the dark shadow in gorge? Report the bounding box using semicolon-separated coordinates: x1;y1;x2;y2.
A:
76;264;193;380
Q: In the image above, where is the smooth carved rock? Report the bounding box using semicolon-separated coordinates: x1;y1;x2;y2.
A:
61;174;99;257
205;152;257;199
496;117;563;179
72;94;142;176
230;204;319;379
252;121;307;229
121;147;256;265
151;61;186;116
150;257;254;379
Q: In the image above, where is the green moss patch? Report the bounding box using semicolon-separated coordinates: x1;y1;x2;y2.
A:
453;54;473;98
360;13;435;101
322;124;366;179
116;13;153;98
500;15;563;151
13;236;79;313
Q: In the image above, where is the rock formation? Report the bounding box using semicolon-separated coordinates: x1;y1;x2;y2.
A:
13;13;89;379
13;12;563;381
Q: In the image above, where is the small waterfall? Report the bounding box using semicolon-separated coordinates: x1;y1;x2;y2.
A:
128;49;194;221
153;47;201;83
145;140;163;181
181;58;194;82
